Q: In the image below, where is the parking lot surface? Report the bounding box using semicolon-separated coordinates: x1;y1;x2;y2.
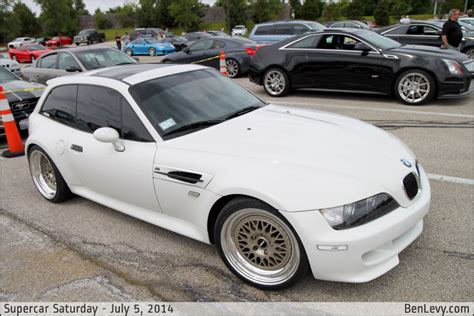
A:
0;75;472;302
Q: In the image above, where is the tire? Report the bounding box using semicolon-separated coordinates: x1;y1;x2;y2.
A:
462;47;474;59
148;47;156;56
28;145;73;203
100;37;105;43
263;68;291;97
226;58;241;78
30;55;35;63
214;197;309;290
75;43;80;46
11;55;17;61
394;69;436;105
87;39;92;45
125;48;133;56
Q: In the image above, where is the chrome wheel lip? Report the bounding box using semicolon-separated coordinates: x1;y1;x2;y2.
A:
29;150;57;199
398;73;430;104
149;48;156;56
226;59;239;78
221;208;300;286
466;49;474;59
264;70;286;96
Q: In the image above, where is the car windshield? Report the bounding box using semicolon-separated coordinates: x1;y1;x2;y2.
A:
130;69;266;139
0;67;18;83
75;49;136;70
52;37;59;40
357;30;401;50
26;45;46;51
79;30;92;35
306;22;325;31
144;38;159;44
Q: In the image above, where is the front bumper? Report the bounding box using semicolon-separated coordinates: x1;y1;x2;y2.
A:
438;79;474;99
281;165;431;283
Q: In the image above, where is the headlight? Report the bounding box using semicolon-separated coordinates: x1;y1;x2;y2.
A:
442;59;463;76
464;36;474;40
319;193;399;230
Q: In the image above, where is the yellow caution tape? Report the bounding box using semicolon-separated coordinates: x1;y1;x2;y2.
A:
4;87;45;94
191;55;220;64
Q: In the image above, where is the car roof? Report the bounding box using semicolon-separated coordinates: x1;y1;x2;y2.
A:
256;20;319;26
51;64;210;86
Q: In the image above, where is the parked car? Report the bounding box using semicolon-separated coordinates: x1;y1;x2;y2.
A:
32;37;49;46
8;44;52;63
26;63;431;290
160;36;188;51
249;29;474;105
73;29;105;45
208;30;230;37
232;25;247;36
249;20;325;44
377;21;474;58
161;37;258;78
0;66;44;136
130;28;165;41
124;38;176;56
21;47;137;85
325;20;371;30
0;54;22;77
7;37;34;49
459;17;474;27
46;36;73;48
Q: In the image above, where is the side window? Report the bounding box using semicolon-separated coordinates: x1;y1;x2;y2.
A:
288;36;319;48
407;25;422;35
274;24;292;35
76;85;121;134
122;98;153;142
40;54;57;69
212;40;225;49
40;85;77;127
292;24;308;35
332;22;344;28
58;53;80;70
422;26;439;35
317;35;336;49
189;39;213;51
383;25;409;35
255;25;274;35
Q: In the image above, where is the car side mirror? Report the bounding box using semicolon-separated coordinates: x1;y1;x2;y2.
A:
183;47;189;54
354;42;372;52
66;66;81;72
93;127;125;152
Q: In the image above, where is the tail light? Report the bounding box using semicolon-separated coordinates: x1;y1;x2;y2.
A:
246;45;266;57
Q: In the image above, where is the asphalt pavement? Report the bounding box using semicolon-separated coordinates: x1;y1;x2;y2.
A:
0;69;472;302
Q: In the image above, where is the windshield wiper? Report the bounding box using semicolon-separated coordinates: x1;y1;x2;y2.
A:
223;105;261;121
115;62;135;65
162;119;223;136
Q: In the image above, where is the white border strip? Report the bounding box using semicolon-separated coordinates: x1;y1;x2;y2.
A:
427;173;474;185
271;101;474;119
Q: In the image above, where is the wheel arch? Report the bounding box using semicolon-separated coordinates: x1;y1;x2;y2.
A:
461;45;474;54
207;194;283;244
391;67;439;97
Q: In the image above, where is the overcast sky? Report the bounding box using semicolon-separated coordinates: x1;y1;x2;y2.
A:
22;0;216;15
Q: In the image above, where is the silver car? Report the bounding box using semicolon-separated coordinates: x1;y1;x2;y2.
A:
21;46;138;85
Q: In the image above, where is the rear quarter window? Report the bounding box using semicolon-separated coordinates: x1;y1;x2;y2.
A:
255;25;274;35
40;85;78;128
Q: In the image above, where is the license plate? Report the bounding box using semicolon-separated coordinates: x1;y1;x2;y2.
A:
19;119;29;130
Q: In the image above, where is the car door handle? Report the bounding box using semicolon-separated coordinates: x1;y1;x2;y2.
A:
154;168;203;184
70;144;83;152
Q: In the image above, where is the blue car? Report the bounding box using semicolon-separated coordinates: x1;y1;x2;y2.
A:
124;38;176;56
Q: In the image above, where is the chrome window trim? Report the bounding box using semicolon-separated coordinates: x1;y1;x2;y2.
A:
382;23;441;36
279;33;381;54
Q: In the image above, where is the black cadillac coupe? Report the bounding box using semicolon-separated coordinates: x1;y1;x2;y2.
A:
249;29;474;105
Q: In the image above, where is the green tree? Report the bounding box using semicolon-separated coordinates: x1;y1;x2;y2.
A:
299;0;323;21
346;0;364;19
94;8;112;29
157;0;174;27
390;0;412;16
251;0;283;23
374;0;390;26
222;0;248;30
12;2;41;37
73;0;89;15
136;0;159;27
322;3;340;22
289;0;302;19
35;0;80;35
168;0;204;31
0;0;21;43
410;0;431;14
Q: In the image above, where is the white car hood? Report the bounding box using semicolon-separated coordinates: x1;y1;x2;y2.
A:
157;105;420;211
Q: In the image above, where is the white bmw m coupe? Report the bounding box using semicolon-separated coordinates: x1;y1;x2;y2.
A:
26;64;431;290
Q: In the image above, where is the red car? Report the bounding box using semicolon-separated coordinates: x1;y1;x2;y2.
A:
46;36;73;48
8;45;52;63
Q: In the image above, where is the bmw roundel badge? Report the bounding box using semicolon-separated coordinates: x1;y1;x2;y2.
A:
401;159;412;168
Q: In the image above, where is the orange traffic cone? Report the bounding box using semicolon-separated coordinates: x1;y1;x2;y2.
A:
219;51;227;76
0;86;25;158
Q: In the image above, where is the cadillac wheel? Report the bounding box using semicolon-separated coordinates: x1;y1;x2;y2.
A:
395;70;435;105
263;68;290;97
215;198;308;290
